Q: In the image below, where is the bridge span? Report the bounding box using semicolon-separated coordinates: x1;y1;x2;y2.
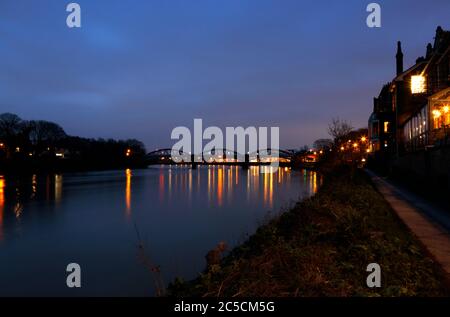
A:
146;148;298;167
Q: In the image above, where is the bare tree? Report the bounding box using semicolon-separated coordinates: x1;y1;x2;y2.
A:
0;113;22;138
29;120;67;146
328;118;354;145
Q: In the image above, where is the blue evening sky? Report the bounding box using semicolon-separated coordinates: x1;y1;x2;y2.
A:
1;0;449;149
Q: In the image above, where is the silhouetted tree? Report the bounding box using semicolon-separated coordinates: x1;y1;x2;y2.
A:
328;118;354;145
0;113;22;138
29;120;67;152
1;112;147;171
0;113;25;157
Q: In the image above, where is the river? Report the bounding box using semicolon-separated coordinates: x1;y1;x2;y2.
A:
0;165;321;296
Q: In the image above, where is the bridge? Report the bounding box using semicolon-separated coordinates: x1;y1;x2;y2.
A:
146;148;298;167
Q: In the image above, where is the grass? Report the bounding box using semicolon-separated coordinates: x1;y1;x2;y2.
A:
168;165;450;297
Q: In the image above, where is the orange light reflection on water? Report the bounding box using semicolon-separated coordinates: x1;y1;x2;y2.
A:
0;176;5;241
55;175;63;203
125;169;132;217
217;167;224;207
153;166;318;210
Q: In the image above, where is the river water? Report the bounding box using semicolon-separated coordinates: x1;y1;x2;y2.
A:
0;165;320;296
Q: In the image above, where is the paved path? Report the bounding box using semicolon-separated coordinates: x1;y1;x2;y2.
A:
366;170;450;279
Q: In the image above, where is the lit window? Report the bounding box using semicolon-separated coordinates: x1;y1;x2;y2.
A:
433;104;450;129
384;121;389;133
411;75;426;94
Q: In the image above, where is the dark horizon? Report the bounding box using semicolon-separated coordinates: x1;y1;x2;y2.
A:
1;0;450;150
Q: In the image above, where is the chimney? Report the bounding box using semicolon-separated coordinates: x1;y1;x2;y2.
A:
396;41;404;76
426;43;433;58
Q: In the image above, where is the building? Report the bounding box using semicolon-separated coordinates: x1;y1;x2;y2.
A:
368;26;450;188
369;26;450;155
368;82;395;153
313;139;333;151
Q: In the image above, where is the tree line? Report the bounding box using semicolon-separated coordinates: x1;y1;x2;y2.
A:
0;113;147;172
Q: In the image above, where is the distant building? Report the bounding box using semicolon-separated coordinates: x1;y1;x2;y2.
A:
313;139;333;151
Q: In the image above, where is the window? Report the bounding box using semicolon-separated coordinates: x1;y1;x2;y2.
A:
432;104;450;129
402;105;428;151
371;121;379;138
383;122;389;133
411;75;426;94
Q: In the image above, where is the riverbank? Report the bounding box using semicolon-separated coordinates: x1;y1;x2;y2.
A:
169;165;450;297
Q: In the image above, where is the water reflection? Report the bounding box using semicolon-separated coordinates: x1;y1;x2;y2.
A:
0;173;67;227
1;168;322;225
0;176;4;241
31;175;37;199
14;186;23;219
0;166;322;296
217;167;223;206
55;175;63;203
125;169;132;216
154;165;321;210
158;171;165;202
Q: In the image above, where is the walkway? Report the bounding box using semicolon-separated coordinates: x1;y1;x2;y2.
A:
366;170;450;279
